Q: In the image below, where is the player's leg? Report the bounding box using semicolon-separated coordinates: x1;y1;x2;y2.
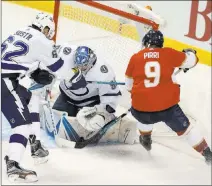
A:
52;93;79;116
131;107;157;151
28;93;49;164
1;78;37;182
165;104;211;164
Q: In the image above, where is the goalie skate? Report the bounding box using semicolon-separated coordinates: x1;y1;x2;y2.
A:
5;156;38;183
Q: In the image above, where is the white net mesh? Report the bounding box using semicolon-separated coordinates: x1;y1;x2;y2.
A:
55;1;165;82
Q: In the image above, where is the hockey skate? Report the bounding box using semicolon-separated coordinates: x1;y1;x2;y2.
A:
139;134;152;151
4;156;38;183
202;147;212;165
29;135;49;165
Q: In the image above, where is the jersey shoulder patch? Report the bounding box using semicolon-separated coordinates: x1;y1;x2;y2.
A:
100;65;108;73
63;47;72;55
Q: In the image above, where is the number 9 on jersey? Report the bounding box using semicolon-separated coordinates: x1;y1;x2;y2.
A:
144;61;160;88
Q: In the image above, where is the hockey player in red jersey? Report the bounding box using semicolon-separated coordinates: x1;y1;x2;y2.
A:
125;29;211;164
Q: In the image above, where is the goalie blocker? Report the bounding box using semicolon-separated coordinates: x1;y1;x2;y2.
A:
40;105;137;146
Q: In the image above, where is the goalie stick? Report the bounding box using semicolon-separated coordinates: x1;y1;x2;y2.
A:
74;110;130;149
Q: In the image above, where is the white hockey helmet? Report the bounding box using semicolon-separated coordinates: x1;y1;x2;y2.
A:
32;12;55;39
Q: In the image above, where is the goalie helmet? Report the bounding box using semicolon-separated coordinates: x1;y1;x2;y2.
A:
74;46;97;74
32;12;55;39
142;29;164;48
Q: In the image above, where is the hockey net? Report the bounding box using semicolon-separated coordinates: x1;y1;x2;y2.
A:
53;1;165;81
51;1;179;137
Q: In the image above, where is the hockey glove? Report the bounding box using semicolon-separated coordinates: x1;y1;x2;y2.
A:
179;68;189;73
182;48;197;54
180;48;197;73
30;68;55;85
80;105;105;118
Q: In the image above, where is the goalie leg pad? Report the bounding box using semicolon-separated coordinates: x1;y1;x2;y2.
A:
100;116;137;145
118;117;137;144
57;115;94;141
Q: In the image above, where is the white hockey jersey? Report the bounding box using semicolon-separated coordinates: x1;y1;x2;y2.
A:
57;43;122;111
1;27;74;80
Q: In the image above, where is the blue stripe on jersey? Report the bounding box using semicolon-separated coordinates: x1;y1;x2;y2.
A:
1;62;29;71
47;58;64;72
9;134;28;147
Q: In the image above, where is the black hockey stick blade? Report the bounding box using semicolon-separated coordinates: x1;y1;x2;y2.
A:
74;112;129;149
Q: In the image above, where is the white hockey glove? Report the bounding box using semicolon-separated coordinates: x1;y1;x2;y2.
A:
180;48;198;73
80;105;105;118
182;48;197;54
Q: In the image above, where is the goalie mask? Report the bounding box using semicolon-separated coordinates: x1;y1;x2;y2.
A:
142;29;164;48
74;46;97;74
32;12;55;40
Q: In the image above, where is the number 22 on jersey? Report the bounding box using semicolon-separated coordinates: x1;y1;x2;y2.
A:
1;36;29;62
144;61;160;88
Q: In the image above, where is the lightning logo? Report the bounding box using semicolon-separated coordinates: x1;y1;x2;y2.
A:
11;91;26;121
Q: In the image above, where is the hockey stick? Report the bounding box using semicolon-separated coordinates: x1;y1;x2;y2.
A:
87;81;125;85
28;83;44;91
28;68;183;90
30;69;181;88
87;68;184;86
74;110;130;149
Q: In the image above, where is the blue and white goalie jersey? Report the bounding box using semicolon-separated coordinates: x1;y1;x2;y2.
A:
57;44;122;111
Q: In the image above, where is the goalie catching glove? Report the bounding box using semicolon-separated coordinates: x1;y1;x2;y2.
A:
77;105;115;132
79;105;105;118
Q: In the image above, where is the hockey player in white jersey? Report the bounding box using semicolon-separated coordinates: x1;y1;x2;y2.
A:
1;12;85;183
44;45;137;145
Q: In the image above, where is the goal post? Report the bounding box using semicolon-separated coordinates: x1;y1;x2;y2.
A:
53;0;60;42
76;1;160;30
52;1;165;43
